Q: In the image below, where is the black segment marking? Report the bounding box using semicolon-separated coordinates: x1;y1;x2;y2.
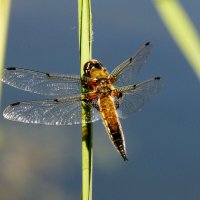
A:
54;99;59;102
111;132;121;140
129;57;133;63
114;139;123;146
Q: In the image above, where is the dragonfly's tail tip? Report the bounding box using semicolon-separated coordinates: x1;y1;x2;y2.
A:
122;154;128;161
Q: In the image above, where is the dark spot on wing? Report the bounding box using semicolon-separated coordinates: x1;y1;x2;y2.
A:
155;77;160;80
145;41;150;46
118;92;123;98
7;67;16;70
11;102;20;106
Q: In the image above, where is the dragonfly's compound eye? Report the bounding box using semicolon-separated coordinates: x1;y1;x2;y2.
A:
83;59;103;76
93;61;103;69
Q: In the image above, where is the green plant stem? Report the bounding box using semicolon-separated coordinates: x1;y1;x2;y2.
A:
153;0;200;79
0;0;11;99
78;0;93;199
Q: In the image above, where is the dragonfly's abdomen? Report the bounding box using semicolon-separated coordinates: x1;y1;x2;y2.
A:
99;96;128;161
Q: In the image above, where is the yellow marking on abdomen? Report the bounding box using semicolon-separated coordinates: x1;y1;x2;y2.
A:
99;96;119;132
99;95;128;160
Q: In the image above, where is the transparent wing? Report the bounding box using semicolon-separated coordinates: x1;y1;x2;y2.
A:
109;42;152;87
115;77;162;118
3;95;101;125
1;67;82;96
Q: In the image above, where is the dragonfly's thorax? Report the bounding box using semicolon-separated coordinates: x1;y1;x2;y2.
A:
94;78;111;96
89;68;109;80
97;86;112;96
83;59;111;91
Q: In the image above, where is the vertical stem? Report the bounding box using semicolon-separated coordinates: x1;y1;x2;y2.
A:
0;0;11;99
78;0;93;199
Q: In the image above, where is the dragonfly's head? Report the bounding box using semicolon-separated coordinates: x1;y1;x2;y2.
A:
83;59;104;77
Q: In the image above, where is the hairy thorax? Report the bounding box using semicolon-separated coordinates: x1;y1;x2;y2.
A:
88;68;112;95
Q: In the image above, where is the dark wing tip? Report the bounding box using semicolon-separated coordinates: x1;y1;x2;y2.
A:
155;76;161;80
10;102;20;106
145;41;151;46
7;67;16;70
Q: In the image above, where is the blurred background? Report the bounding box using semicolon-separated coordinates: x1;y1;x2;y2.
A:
1;0;200;199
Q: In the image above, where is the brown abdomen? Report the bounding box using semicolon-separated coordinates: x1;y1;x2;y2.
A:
99;95;128;161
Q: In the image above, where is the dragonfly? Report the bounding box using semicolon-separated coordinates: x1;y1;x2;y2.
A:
1;42;162;161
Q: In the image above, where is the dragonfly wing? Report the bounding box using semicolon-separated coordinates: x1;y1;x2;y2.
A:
3;95;101;125
1;67;82;96
115;77;162;118
109;42;152;87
